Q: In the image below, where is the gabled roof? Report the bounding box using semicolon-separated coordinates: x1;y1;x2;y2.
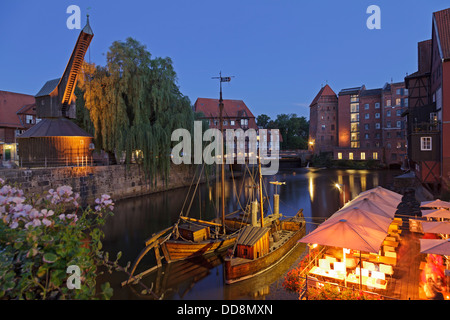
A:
433;8;450;60
194;98;256;119
236;226;270;246
35;78;60;97
309;84;337;106
0;91;35;128
18;118;92;138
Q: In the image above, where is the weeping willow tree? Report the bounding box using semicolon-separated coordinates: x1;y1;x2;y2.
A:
76;38;195;184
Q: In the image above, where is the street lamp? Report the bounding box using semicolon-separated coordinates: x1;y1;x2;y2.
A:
335;183;346;206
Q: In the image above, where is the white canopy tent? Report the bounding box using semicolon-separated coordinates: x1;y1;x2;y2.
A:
421;199;450;210
422;208;450;221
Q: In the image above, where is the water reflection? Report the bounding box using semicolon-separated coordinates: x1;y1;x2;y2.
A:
100;167;401;300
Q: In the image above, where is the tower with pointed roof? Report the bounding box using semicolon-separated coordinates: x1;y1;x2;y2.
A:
308;84;338;155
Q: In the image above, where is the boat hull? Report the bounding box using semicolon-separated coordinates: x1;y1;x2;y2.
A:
224;223;305;284
162;237;236;263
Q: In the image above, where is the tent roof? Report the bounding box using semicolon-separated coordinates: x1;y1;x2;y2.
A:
299;218;386;253
421;199;450;209
328;206;392;233
338;197;394;219
421;208;450;219
420;239;450;255
421;221;450;234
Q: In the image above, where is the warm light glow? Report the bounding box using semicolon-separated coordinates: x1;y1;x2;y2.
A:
335;183;341;190
309;141;314;145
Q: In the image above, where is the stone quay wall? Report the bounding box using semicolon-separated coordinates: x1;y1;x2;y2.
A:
0;164;202;205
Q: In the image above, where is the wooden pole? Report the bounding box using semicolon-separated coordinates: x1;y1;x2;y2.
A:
219;77;226;234
258;143;264;228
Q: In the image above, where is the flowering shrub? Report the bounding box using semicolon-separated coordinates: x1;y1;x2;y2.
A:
0;178;117;299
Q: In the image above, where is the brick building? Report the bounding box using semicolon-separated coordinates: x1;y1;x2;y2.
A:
309;82;408;167
308;84;338;154
194;98;258;131
0;91;38;164
404;8;450;194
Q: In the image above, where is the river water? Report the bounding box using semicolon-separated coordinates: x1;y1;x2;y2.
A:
99;167;402;300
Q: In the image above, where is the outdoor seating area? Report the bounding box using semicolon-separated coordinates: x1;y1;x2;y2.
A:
306;218;404;293
415;199;450;299
300;186;408;296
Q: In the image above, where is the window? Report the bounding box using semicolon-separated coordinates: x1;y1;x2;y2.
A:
404;89;409;95
349;152;354;160
365;133;370;139
360;152;366;160
350;103;359;112
421;137;432;151
430;113;438;122
396;110;401;116
364;124;370;130
373;152;378;160
365;113;370;119
351;113;359;122
25;115;34;124
386;100;391;107
375;133;381;139
375;102;380;109
230;120;235;126
396;89;401;95
396;121;401;128
387;121;391;128
375;113;380;119
364;104;369;110
397;142;402;149
395;98;401;106
350;95;359;102
223;120;228;125
375;123;381;129
337;152;343;160
322;124;326;130
387;110;391;117
351;142;360;148
331;124;335;130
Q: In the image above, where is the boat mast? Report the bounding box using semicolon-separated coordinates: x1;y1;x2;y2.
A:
212;72;233;235
258;138;264;228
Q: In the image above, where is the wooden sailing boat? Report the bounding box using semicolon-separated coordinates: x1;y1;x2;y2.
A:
126;74;243;282
223;153;306;284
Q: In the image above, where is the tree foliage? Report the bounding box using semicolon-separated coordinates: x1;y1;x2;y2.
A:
77;38;194;184
257;113;309;150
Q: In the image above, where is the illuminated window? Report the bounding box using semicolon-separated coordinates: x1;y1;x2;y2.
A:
349;152;354;160
360;152;366;160
373;152;378;160
338;152;343;160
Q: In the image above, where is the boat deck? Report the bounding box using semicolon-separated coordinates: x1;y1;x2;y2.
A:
230;230;296;267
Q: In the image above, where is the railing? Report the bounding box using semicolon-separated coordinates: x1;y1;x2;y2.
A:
412;121;441;133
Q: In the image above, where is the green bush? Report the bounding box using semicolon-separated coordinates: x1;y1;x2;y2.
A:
0;180;116;300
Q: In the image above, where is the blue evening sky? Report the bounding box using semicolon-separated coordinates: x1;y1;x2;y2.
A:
0;1;448;120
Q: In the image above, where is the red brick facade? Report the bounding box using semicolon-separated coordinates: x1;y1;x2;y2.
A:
309;82;407;167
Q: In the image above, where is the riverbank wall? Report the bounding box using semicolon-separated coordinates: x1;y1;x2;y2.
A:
0;164;209;205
